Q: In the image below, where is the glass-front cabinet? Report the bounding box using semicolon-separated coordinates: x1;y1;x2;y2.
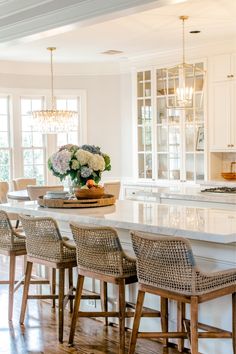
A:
137;70;153;179
136;63;205;182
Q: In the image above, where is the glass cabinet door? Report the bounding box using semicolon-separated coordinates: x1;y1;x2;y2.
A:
137;70;153;179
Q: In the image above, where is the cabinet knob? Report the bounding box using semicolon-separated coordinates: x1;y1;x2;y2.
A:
227;74;231;78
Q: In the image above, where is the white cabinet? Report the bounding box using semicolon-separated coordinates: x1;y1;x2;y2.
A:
209;54;236;151
210;53;236;82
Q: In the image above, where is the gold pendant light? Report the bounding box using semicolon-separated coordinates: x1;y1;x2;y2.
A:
162;16;205;109
32;47;77;134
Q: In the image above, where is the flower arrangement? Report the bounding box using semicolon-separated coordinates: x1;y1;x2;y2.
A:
48;144;111;187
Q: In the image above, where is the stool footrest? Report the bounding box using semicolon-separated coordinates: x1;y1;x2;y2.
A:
138;331;188;339
184;319;232;338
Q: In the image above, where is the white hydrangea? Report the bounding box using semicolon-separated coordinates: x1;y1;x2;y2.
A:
71;159;80;170
75;149;93;165
88;154;105;171
51;150;72;175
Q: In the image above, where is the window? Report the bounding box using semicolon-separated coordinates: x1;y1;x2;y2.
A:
56;97;80;148
20;97;45;184
0;89;86;184
0;96;11;181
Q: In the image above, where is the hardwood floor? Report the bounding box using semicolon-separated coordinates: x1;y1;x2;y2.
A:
0;255;183;354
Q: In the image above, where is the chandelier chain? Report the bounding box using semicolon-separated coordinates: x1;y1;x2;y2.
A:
182;17;185;63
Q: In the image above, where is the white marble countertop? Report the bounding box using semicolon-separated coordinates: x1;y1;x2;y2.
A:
1;199;236;244
123;182;236;205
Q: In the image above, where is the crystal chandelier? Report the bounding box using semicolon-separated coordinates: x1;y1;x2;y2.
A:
162;16;205;109
32;47;77;134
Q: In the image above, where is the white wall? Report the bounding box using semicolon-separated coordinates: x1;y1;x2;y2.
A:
120;73;134;179
0;71;132;180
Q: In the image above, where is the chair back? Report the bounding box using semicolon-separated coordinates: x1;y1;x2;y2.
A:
20;214;63;260
13;178;36;191
27;185;64;200
131;232;196;295
103;181;121;199
70;223;126;276
0;181;9;203
0;210;14;248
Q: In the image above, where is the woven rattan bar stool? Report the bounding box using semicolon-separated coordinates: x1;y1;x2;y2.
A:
68;223;159;354
19;214;78;343
129;232;236;354
0;210;27;321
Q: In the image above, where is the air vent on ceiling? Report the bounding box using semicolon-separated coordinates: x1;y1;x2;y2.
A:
101;50;123;55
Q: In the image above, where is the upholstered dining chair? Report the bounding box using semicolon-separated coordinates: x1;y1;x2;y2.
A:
27;185;64;200
13;178;36;191
129;232;236;354
103;181;121;199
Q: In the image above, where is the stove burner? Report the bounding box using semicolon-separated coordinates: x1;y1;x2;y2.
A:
201;187;236;194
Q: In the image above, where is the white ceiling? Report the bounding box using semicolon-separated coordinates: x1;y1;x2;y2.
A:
0;0;236;63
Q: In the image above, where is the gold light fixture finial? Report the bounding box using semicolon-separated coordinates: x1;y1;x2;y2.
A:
31;47;77;134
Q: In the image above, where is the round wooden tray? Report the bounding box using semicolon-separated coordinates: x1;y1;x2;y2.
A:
37;194;116;208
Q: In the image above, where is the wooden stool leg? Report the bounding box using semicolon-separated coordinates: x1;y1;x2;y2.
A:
100;280;108;326
8;255;16;321
190;296;198;354
161;297;168;347
58;268;65;343
51;268;56;308
20;261;33;324
128;290;145;354
68;274;84;346
68;268;73;313
177;302;186;352
233;292;236;354
118;279;126;354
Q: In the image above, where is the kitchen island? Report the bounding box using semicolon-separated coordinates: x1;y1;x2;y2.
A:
0;199;235;354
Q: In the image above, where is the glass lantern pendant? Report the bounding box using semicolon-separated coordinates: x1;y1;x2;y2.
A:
162;16;205;110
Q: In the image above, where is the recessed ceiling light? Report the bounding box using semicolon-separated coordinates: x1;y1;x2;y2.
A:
189;30;201;34
101;50;123;55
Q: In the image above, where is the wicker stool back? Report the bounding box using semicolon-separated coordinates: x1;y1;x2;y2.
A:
20;214;74;263
70;223;136;277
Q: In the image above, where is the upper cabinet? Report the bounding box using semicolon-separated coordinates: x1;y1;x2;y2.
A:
209;53;236;151
210;53;236;82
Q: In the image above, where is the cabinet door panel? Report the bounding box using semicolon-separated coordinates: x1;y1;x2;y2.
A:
231;53;236;79
231;81;236;147
211;54;231;81
211;82;230;150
